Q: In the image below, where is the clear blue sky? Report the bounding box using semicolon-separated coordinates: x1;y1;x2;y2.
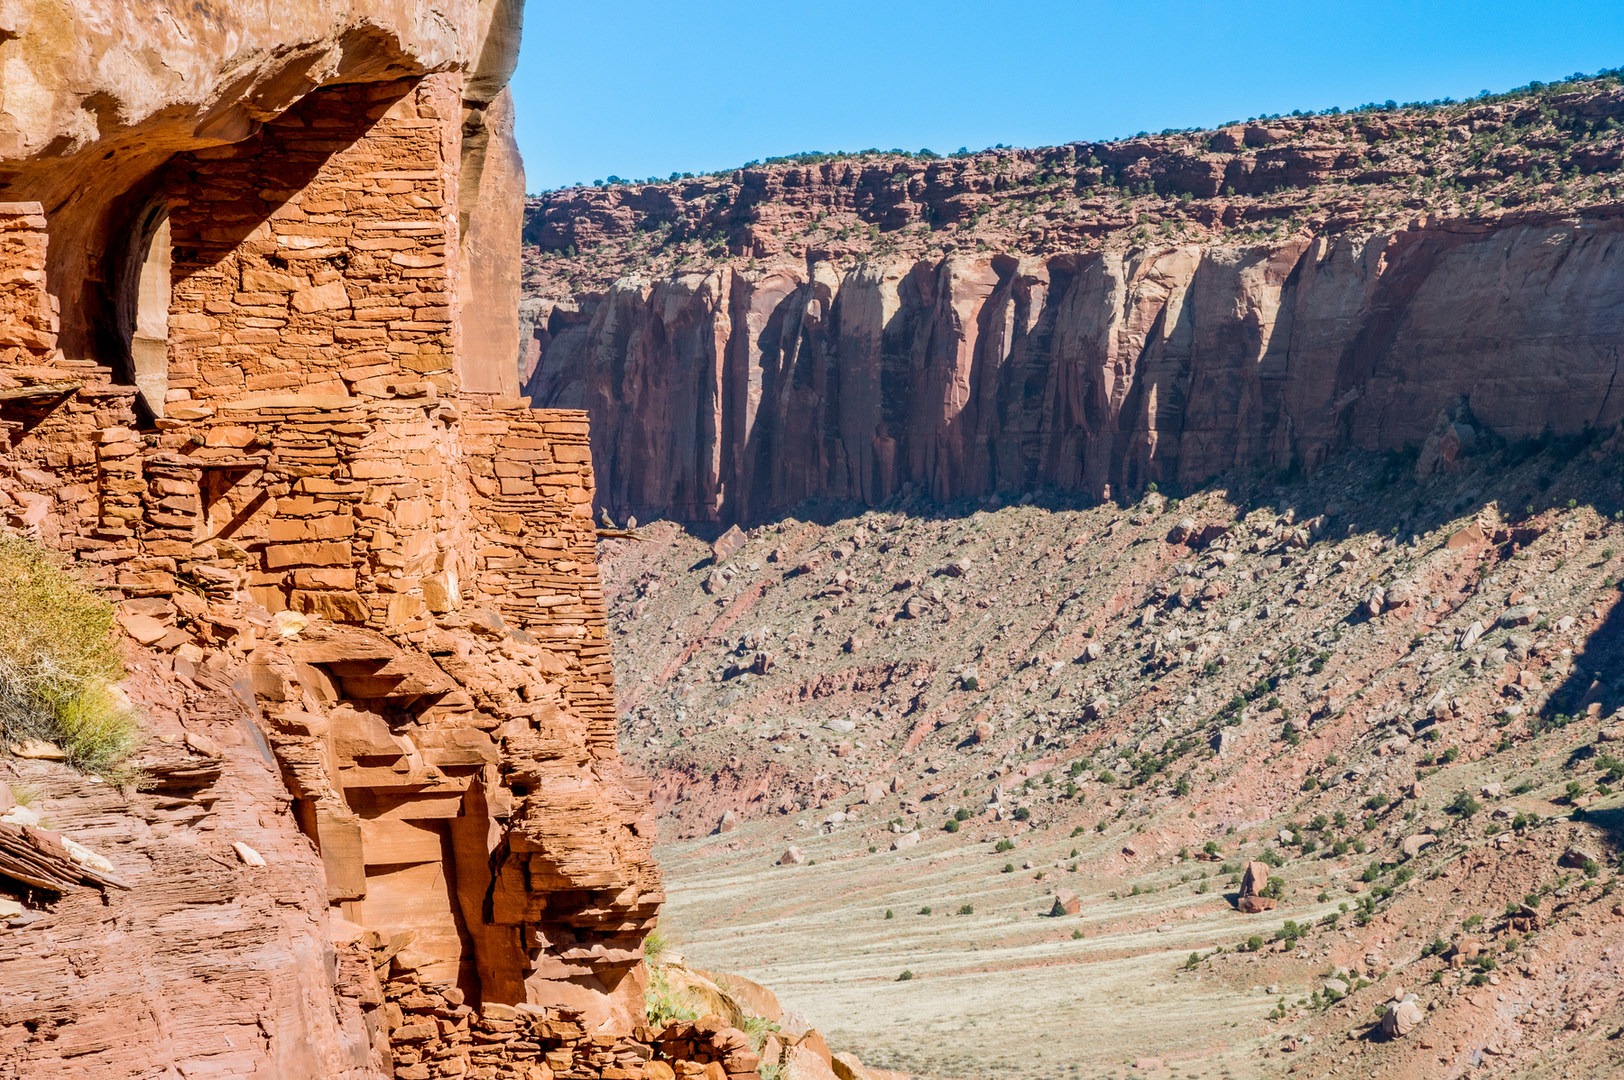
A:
512;1;1624;193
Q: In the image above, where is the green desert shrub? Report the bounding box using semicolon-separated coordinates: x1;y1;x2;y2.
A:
643;965;699;1029
740;1012;780;1051
0;531;137;774
643;925;670;965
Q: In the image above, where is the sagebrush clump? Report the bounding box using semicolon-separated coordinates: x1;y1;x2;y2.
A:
0;531;138;775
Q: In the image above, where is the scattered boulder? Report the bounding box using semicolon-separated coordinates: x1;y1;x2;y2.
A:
1049;889;1081;917
1559;847;1599;870
1415;410;1478;478
1381;996;1424;1038
1445;936;1483;969
1456;620;1485;651
1400;833;1435;859
1499;605;1539;628
1167;517;1198;544
899;595;933;619
1235;860;1276;913
231;841;266;867
779;846;806;866
711;525;747;563
1508;903;1542;933
1445;523;1486;550
119;612;170;646
783;1043;841;1080
830;1051;874;1080
716;810;738;834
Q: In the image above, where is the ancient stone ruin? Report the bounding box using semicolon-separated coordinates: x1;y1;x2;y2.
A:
0;5;687;1077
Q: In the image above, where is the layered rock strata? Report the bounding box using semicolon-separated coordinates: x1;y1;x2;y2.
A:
0;3;659;1076
523;82;1624;290
525;215;1624;525
0;670;388;1079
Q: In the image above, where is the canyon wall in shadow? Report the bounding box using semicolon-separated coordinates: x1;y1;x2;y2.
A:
525;215;1624;524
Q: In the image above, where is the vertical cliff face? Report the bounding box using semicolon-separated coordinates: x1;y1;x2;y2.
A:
0;3;664;1078
526;213;1624;525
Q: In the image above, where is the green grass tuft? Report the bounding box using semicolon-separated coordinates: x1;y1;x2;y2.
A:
643;965;699;1029
0;531;139;776
643;924;670;966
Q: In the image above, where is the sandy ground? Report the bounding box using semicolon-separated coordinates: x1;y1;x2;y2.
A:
656;814;1315;1079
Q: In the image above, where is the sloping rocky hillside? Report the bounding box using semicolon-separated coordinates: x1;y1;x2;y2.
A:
521;74;1624;525
600;428;1624;1078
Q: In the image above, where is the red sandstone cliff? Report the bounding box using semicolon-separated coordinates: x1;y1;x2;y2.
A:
526;220;1624;524
521;81;1624;524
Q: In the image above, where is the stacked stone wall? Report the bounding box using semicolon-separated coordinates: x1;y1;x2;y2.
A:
155;74;473;632
366;938;771;1080
0;202;144;562
0;204;55;363
167;75;461;404
463;406;618;750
